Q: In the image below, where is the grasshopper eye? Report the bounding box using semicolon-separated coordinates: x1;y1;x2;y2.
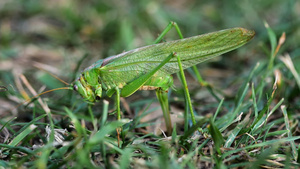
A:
73;85;78;91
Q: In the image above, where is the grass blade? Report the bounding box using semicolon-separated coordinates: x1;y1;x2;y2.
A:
224;112;251;148
9;124;37;146
280;54;300;90
208;118;224;154
281;105;298;161
119;148;133;169
264;22;277;70
88;119;129;145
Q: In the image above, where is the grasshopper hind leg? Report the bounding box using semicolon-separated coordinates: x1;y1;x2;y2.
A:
154;22;197;132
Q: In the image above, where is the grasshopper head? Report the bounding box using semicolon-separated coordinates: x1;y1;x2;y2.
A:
73;69;103;103
73;79;96;102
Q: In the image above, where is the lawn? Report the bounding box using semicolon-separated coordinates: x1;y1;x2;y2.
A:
0;0;299;168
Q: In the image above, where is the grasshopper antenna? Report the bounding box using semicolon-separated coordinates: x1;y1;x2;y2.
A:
45;71;69;86
33;62;70;86
15;87;72;110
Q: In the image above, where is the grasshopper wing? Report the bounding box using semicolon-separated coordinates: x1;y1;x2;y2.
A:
99;28;254;88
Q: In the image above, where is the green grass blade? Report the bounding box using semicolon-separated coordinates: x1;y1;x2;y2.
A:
248;145;278;168
65;107;84;137
180;139;210;167
297;147;300;163
119;148;133;169
236;62;260;104
280;54;300;90
0;143;35;155
9;124;37;146
36;148;51;169
208;118;224;154
229;83;249;122
251;82;258;118
101;100;109;166
180;116;209;141
224;113;251;148
220;83;249;132
88;119;129;145
0;117;17;135
101;100;109;127
281;105;298;161
264;22;277;70
252;98;284;133
221;136;300;159
213;98;224;122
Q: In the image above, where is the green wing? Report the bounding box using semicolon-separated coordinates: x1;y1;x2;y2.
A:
99;27;254;88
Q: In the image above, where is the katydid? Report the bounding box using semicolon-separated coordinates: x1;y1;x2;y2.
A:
72;22;255;134
20;22;254;135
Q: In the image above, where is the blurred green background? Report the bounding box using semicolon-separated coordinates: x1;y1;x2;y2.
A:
0;0;299;114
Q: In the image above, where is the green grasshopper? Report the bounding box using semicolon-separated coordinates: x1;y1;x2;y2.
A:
71;22;255;133
21;22;253;134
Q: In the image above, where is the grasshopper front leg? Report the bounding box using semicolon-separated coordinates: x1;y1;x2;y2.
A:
115;87;121;121
114;87;122;147
155;88;172;135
